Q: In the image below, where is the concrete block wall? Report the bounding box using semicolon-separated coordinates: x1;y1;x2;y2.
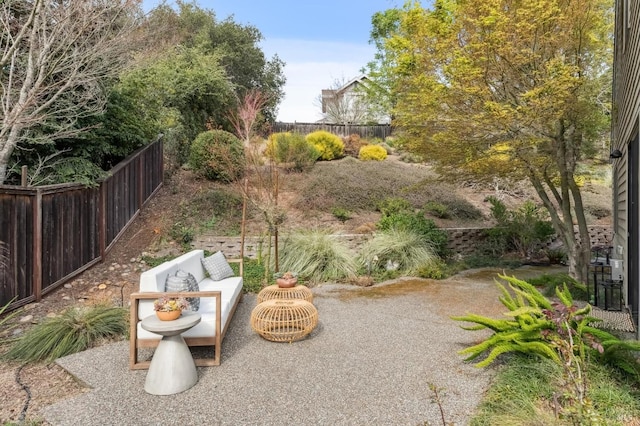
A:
193;225;613;259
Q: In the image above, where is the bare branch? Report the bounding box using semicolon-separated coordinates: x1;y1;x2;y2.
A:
0;0;140;183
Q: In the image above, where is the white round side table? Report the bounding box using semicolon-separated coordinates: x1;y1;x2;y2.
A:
141;311;201;395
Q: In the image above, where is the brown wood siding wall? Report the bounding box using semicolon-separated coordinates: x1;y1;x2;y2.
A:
0;138;163;310
271;122;393;139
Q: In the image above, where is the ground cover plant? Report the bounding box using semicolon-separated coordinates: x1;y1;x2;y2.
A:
470;354;640;425
294;156;438;212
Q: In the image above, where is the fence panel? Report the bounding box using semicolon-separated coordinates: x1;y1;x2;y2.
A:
40;185;101;294
0;189;36;308
271;122;393;139
0;138;163;310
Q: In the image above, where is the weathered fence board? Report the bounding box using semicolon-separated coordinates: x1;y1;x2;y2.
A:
0;138;163;310
271;122;393;139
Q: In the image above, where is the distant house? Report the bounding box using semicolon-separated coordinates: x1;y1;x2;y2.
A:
319;75;390;125
611;0;639;331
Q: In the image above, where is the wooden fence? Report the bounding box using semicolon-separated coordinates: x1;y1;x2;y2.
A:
0;138;163;311
271;122;393;139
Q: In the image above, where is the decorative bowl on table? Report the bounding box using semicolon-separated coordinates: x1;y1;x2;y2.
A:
153;297;188;321
275;271;298;288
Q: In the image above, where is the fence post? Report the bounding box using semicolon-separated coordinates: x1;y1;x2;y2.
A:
33;188;42;301
99;180;106;259
21;166;28;186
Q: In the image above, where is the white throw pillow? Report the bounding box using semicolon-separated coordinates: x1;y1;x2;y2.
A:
201;251;235;281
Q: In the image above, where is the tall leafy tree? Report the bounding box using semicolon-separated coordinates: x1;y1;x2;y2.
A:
370;0;612;282
143;1;285;127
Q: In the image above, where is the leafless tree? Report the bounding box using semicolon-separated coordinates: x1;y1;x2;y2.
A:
0;0;140;183
315;76;372;125
228;89;270;148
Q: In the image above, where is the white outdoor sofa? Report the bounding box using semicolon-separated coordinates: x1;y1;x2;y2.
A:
129;249;243;369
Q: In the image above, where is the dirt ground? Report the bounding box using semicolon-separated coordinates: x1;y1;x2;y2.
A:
0;160;613;424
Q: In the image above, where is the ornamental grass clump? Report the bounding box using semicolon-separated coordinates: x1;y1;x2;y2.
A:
358;228;440;275
2;304;128;363
278;230;357;283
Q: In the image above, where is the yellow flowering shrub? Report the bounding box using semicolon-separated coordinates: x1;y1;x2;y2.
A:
359;144;388;161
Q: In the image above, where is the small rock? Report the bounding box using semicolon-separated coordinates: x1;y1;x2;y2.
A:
23;303;39;311
130;257;137;263
62;296;71;301
108;266;115;271
78;299;86;303
12;329;23;336
121;272;130;277
19;315;34;323
46;312;57;318
64;283;72;289
98;284;108;290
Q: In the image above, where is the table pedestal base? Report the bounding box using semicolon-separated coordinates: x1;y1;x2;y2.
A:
145;335;198;395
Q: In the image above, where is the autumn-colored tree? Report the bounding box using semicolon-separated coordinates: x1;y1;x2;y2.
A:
369;0;612;282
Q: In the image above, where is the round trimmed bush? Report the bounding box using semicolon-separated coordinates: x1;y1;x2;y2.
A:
359;145;388;161
305;130;344;161
189;130;245;182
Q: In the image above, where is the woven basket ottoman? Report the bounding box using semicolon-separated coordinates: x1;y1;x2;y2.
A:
250;299;318;342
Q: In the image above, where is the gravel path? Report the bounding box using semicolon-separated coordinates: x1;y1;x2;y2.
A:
43;268;557;425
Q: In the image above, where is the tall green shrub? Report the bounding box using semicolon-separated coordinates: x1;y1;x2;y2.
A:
377;198;448;257
487;197;555;258
265;132;319;171
305;130;344;160
189;130;245;182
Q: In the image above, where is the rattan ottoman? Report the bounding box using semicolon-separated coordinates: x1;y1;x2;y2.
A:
250;299;318;342
257;284;314;304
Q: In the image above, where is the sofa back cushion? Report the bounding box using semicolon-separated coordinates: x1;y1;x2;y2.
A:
201;251;235;281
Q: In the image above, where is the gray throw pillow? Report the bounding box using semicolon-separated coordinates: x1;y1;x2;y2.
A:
165;270;200;311
201;251;235;281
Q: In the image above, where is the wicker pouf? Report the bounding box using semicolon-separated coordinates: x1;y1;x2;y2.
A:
250;299;318;342
257;284;314;304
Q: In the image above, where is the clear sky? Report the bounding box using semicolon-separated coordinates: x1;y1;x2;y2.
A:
142;0;401;122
